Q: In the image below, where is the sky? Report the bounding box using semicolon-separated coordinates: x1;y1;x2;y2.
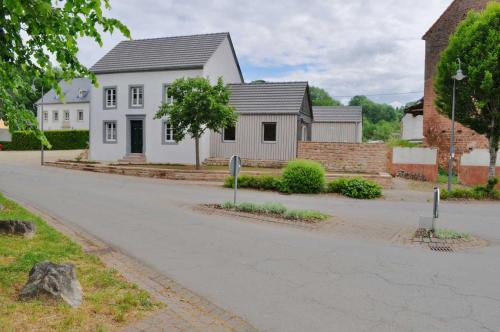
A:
77;0;453;107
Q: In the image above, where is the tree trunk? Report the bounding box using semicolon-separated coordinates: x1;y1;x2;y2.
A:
488;133;498;180
195;137;200;170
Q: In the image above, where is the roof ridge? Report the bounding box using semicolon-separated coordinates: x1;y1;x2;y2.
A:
121;32;229;43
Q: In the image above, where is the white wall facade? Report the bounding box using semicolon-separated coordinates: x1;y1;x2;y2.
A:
392;147;437;165
460;149;500;166
37;103;89;130
203;37;243;85
401;114;423;141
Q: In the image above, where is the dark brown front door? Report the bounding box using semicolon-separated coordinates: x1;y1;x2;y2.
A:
130;120;143;153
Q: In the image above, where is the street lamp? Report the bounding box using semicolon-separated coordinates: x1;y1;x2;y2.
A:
448;58;466;191
32;78;44;165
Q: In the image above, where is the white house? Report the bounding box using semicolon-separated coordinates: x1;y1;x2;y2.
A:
311;106;362;143
89;32;244;163
401;98;424;142
36;78;91;130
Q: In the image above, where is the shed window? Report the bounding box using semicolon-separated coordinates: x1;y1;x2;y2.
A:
262;122;277;142
223;125;236;142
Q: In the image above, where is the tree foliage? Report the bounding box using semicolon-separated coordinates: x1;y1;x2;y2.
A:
0;0;130;145
348;95;402;141
310;86;341;106
434;2;500;180
155;77;238;169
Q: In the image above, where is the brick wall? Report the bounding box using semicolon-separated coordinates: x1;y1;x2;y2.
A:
297;142;388;174
423;0;490;167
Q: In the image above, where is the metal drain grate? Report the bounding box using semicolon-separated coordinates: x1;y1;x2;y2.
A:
429;243;453;252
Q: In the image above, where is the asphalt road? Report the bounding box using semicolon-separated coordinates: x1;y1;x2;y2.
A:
1;151;499;332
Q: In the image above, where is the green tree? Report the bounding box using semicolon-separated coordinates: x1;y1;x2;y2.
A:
349;95;401;123
0;0;129;145
310;86;341;106
155;77;238;169
434;2;499;182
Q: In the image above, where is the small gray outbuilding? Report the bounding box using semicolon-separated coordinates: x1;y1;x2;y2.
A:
311;106;362;143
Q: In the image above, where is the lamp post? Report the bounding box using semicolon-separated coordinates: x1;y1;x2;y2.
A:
32;78;44;165
448;58;466;191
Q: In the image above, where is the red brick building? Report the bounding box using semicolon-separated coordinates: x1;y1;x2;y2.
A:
422;0;491;167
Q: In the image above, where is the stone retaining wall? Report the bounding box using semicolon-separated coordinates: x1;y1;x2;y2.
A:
46;161;393;188
203;158;286;168
297;142;388;174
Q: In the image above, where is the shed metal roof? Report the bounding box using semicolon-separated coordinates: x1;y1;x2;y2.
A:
228;82;309;114
90;32;240;76
312;106;362;122
36;78;91;105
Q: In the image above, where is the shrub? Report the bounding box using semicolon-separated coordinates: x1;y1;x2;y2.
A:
326;177;382;199
441;184;500;200
279;160;325;194
2;130;89;150
224;175;281;191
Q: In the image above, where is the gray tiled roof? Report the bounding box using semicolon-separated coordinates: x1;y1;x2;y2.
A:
312;106;362;122
91;32;230;74
229;82;308;114
36;78;91;105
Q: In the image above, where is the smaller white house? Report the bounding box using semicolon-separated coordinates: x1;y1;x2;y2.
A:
36;78;91;130
311;106;362;143
401;98;423;142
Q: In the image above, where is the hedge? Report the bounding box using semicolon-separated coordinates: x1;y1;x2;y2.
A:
0;130;88;151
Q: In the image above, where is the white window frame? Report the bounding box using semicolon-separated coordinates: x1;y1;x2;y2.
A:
53;110;59;122
77;110;84;122
262;122;277;143
104;121;117;143
43;111;48;122
129;85;144;108
162;120;175;144
63;110;70;121
162;84;174;105
104;87;117;109
222;125;236;142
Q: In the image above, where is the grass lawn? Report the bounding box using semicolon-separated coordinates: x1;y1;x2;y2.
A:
0;194;160;331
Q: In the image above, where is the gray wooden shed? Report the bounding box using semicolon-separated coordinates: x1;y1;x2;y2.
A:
311;106;362;143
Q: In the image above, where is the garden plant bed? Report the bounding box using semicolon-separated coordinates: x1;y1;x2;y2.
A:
202;203;330;227
410;228;487;252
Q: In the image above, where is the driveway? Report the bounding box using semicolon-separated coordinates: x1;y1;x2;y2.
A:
1;151;499;332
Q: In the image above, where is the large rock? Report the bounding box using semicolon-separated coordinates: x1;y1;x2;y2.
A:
20;261;83;308
0;220;35;237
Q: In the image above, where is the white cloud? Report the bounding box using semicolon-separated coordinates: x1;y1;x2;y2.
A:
77;0;452;104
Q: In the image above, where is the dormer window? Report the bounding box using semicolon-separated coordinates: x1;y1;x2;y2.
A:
78;89;88;99
129;85;144;108
104;87;117;109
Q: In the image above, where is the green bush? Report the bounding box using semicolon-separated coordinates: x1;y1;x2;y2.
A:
224;175;281;191
326;177;382;199
441;184;500;200
1;130;89;150
279;160;325;194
